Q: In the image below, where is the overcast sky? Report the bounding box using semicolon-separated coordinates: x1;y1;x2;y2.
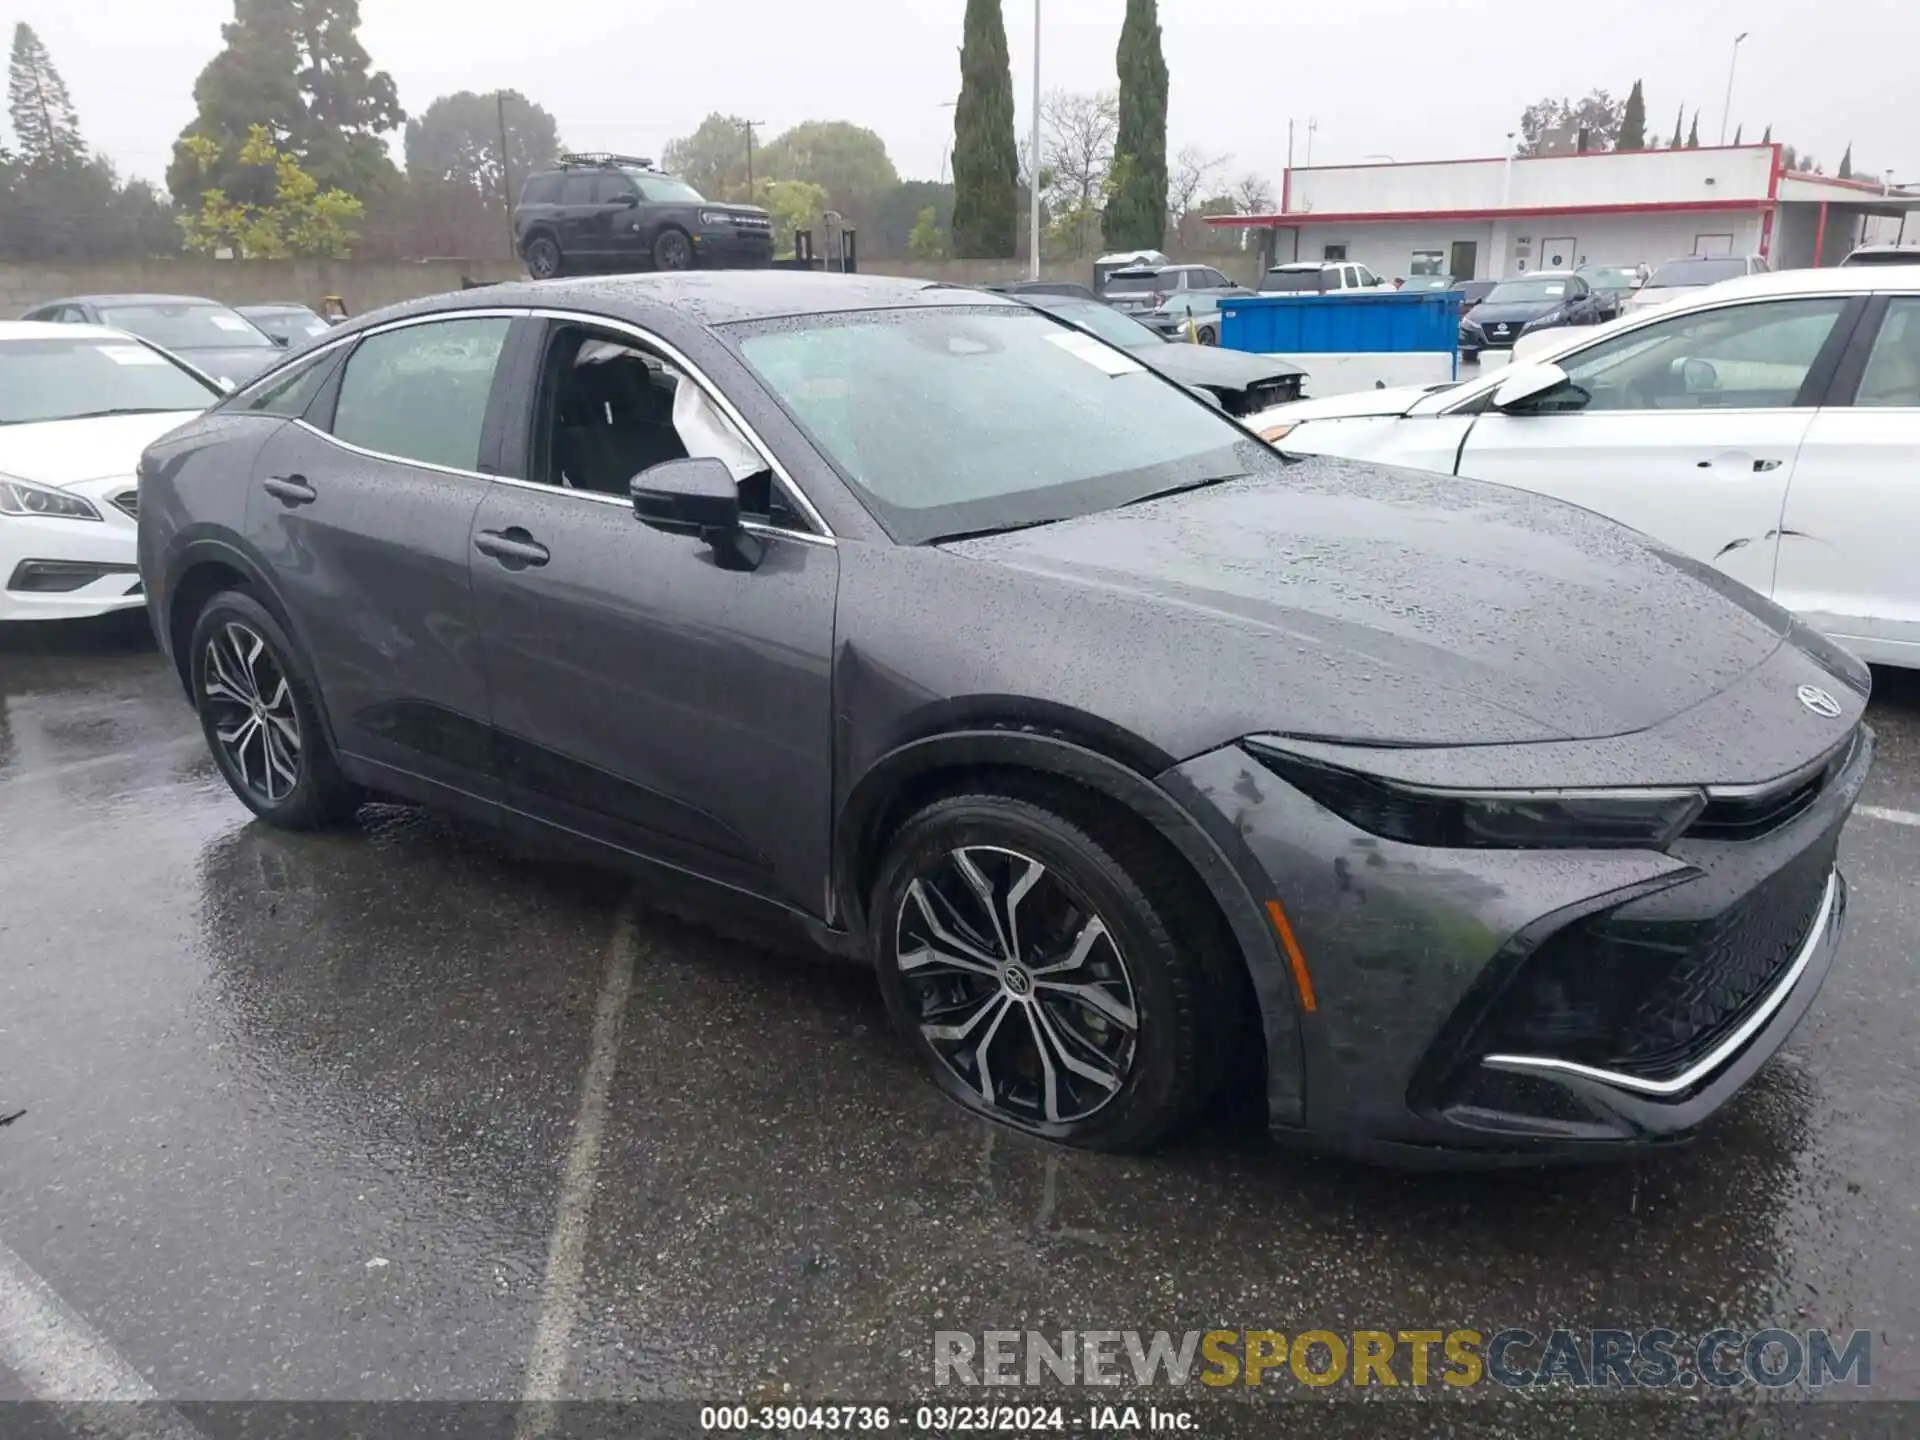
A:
18;0;1920;194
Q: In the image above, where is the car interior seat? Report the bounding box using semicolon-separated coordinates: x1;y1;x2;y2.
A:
553;351;689;494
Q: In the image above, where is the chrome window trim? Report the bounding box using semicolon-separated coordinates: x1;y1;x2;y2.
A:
484;473;837;550
525;306;836;542
229;307;527;406
1481;869;1839;1099
292;418;496;483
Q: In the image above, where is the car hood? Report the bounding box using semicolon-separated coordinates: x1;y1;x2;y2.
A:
171;346;279;383
1468;299;1565;326
941;460;1794;747
0;412;203;487
1254;384;1441;422
1140;344;1306;388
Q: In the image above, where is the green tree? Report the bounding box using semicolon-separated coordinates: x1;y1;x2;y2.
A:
662;113;758;201
404;90;559;202
8;23;86;167
1516;90;1624;156
1686;111;1700;148
951;0;1019;258
759;120;899;231
1105;0;1168;250
178;123;363;257
1617;80;1647;151
1838;145;1853;179
908;205;947;260
755;177;829;256
868;179;954;258
169;0;404;211
1669;105;1684;149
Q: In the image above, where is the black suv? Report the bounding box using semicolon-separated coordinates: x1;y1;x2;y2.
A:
513;153;773;279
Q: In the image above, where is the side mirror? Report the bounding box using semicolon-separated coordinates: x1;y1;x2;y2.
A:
216;376;238;394
630;456;763;570
1675;357;1720;393
1491;361;1571;412
1188;385;1224;409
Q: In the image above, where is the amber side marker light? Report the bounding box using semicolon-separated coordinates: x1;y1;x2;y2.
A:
1257;422;1296;445
1264;898;1318;1013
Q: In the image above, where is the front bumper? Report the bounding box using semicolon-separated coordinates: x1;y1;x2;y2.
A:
1163;717;1871;1166
692;229;774;267
0;477;144;622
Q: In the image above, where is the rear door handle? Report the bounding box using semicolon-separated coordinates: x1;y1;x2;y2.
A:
1752;458;1783;473
474;528;551;569
261;474;317;506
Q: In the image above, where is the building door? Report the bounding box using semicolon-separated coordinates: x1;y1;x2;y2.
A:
1693;233;1735;257
1541;236;1577;270
1449;240;1479;279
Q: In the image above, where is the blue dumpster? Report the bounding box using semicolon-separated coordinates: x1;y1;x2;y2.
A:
1219;292;1461;379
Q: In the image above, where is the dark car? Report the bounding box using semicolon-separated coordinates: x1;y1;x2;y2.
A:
1457;273;1606;360
988;280;1102;302
1451;278;1500;315
513;151;773;279
138;273;1869;1165
21;294;281;386
236;302;335;348
1013;292;1304;413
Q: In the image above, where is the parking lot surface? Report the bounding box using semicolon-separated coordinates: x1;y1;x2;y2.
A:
3;615;1917;1432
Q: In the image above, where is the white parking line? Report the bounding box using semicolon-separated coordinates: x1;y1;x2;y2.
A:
1858;805;1920;828
513;900;640;1439
0;1237;208;1439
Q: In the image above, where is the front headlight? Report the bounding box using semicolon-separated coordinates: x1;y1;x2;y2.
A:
698;210;732;227
1459;317;1483;337
0;473;103;521
1248;742;1706;849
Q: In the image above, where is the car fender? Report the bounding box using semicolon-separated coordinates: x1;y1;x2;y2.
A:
835;725;1306;1123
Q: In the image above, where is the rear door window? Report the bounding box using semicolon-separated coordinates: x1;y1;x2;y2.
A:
520;174;561;205
329;318;512;470
559;174;596;206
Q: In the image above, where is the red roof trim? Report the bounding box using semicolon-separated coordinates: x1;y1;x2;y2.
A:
1285;142;1778;172
1782;168;1907;195
1206;199;1775;228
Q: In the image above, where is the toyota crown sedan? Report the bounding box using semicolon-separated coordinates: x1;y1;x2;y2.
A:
138;274;1870;1164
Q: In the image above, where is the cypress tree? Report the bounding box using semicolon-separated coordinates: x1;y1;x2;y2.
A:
950;0;1018;259
1686;112;1701;148
1669;105;1684;149
1838;145;1853;179
1733;124;1743;145
1761;123;1772;144
1617;80;1646;151
1104;0;1168;251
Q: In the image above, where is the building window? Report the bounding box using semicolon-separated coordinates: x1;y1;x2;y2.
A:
1410;249;1445;276
1322;243;1348;261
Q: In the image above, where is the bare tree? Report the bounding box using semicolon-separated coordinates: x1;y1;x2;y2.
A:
1039;88;1118;218
1232;172;1275;215
1167;144;1231;225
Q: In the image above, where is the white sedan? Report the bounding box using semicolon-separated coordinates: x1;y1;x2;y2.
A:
1251;267;1920;669
0;322;223;623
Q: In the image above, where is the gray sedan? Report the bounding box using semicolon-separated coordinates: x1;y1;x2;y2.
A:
21;293;282;386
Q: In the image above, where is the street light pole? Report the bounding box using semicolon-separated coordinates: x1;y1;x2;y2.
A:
1718;32;1749;146
1029;0;1042;280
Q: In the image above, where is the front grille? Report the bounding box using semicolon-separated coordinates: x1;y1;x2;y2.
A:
112;489;139;520
1468;836;1837;1086
1240;377;1303;413
730;213;771;231
1687;732;1856;842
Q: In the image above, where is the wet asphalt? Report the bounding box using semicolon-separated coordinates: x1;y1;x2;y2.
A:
2;614;1917;1433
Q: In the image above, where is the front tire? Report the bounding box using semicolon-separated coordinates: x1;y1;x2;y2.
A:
1196;324;1219;346
189;590;359;830
653;227;693;271
524;234;564;279
870;790;1221;1152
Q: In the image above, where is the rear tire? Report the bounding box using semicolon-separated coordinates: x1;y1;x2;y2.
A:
525;235;564;280
653;227;693;271
1196;324;1219;346
189;589;359;831
870;789;1224;1152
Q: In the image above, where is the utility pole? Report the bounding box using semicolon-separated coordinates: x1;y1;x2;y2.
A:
744;119;765;199
496;91;515;259
1029;0;1043;280
1718;32;1749;146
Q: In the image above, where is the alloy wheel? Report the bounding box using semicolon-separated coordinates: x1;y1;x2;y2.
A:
895;845;1139;1126
202;621;303;804
656;232;692;270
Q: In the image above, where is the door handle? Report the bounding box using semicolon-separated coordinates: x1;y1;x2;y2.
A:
474;527;551;569
1694;453;1783;475
1752;458;1783;473
261;473;317;506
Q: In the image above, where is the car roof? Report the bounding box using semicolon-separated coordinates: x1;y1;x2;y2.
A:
236;301;315;311
1662;266;1920;300
37;293;231;308
1268;261;1343;271
330;272;1018;334
0;319;139;342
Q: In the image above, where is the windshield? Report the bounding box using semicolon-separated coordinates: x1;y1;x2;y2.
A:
97;302;275;350
1400;276;1453;292
245;309;331;342
1483;279;1573;304
1580;267;1641;289
728;306;1271;544
1844;249;1920;266
1259;269;1331;293
1027;297;1161;349
1102;272;1164;295
0;335;221;425
634;173;707;204
1646;258;1747;288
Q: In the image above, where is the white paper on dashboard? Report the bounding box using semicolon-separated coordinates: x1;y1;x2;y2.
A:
101;345;166;365
1046;330;1146;376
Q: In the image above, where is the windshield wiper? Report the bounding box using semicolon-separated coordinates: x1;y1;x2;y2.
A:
926;517;1067;545
1117;472;1250;509
56;407;186;420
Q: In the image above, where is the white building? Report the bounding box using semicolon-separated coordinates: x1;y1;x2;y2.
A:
1209;144;1920;279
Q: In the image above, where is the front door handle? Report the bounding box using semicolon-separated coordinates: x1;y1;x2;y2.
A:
474;527;551;569
1752;458;1783;473
261;473;317;506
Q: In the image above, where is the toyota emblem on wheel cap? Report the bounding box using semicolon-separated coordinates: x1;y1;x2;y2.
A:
1797;685;1843;718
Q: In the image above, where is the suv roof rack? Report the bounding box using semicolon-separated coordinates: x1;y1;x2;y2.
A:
557;151;655;171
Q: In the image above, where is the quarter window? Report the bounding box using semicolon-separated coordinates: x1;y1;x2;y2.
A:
521;174;561;205
1853;299;1920;407
330;317;511;470
1543;299;1851;413
239;348;341;418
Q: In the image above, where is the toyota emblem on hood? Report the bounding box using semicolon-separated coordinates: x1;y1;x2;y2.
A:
1796;685;1843;718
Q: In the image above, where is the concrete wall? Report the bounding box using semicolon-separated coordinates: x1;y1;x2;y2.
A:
0;249;1263;317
